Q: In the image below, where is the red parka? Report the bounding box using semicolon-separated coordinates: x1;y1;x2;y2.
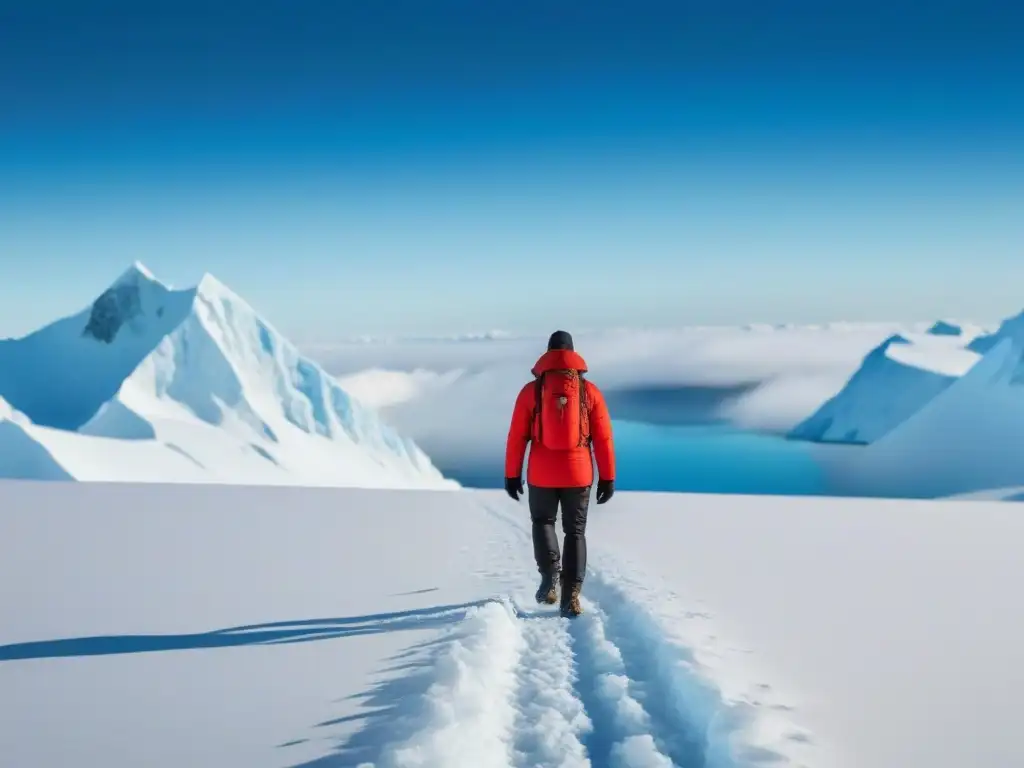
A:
504;349;616;488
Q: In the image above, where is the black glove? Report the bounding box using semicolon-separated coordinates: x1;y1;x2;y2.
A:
596;479;614;504
505;476;524;501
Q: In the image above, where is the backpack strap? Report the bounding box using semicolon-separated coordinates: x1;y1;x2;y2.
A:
532;372;544;444
578;373;591;447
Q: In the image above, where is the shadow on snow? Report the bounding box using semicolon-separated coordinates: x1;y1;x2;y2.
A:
287;618;487;766
0;601;490;661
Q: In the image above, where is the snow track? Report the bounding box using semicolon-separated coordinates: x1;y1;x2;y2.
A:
566;602;677;767
371;600;524;768
510;608;590;767
354;500;813;767
364;595;685;768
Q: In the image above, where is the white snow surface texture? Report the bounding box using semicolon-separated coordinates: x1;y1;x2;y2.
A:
0;263;451;488
2;481;1023;768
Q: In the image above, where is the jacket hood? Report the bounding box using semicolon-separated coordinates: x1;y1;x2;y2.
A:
531;349;588;376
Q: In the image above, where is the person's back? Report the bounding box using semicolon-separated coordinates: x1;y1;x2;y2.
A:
504;330;616;617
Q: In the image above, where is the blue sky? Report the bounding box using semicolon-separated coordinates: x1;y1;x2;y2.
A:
2;1;1023;341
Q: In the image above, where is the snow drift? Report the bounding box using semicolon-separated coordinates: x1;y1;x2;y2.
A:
0;264;452;488
789;331;981;444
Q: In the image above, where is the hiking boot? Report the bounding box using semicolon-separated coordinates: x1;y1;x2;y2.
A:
535;570;560;604
560;579;583;618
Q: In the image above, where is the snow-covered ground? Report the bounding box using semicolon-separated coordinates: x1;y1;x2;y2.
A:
3;480;1022;768
0;264;451;489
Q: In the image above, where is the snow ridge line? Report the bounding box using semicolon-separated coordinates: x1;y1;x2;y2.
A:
367;599;523;768
567;603;677;767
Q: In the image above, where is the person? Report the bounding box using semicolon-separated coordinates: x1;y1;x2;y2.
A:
504;330;616;617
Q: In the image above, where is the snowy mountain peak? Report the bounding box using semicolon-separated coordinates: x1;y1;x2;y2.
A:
876;333;910;355
0;263;452;487
114;260;160;287
92;268;449;486
83;264;188;345
926;320;963;337
195;271;233;299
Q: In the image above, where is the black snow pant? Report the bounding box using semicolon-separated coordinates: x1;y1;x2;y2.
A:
528;485;591;585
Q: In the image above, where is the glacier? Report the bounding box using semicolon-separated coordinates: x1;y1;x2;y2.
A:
789;330;982;444
841;336;1024;497
967;308;1024;354
0;263;454;488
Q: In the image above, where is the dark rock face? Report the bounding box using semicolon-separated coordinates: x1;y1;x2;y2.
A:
82;284;142;343
926;320;962;337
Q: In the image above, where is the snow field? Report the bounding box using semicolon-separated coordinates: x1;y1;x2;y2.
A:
5;483;1023;767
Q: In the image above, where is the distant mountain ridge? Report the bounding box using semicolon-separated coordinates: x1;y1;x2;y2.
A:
789;310;1024;450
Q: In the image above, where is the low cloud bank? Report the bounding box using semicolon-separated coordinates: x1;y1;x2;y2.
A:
325;325;901;484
